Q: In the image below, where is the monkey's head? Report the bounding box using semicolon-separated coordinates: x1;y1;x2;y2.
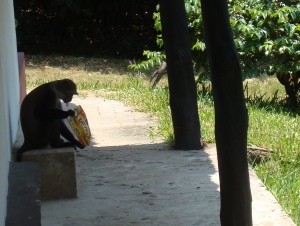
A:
55;79;78;103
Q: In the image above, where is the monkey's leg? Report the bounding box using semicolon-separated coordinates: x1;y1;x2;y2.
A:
60;121;85;149
50;138;75;149
48;120;73;149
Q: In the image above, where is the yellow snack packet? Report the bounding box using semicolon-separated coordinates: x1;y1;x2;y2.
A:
68;105;91;146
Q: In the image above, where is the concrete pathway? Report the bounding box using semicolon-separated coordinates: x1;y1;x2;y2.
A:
41;96;295;226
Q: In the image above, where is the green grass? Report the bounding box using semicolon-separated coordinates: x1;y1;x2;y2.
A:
25;55;300;225
243;78;300;224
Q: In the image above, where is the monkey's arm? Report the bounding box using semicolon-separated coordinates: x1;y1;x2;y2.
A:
35;107;74;121
60;121;85;149
34;92;75;120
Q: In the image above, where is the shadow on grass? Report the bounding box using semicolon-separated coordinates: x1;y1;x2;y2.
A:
197;82;300;117
25;55;132;74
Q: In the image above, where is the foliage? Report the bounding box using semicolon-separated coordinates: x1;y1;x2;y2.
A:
230;0;300;78
14;0;159;57
130;0;300;95
130;0;209;77
128;50;166;71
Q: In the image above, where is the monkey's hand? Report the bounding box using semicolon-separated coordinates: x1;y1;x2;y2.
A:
67;110;76;117
74;140;85;149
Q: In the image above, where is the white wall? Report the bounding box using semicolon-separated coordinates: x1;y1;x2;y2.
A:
0;0;20;224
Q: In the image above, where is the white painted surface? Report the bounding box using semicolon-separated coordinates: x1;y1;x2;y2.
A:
0;0;20;225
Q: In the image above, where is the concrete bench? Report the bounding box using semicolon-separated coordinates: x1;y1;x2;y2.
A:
13;124;78;200
21;147;78;201
6;162;41;226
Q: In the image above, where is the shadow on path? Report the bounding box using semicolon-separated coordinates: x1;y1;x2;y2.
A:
42;143;221;226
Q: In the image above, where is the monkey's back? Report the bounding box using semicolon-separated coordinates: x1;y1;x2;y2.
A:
20;83;58;148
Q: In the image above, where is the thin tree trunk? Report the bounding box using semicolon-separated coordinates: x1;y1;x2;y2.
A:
276;72;299;108
159;0;202;150
200;0;252;225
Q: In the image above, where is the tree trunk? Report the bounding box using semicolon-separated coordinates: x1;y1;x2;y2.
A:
200;0;252;225
276;72;299;108
159;0;202;150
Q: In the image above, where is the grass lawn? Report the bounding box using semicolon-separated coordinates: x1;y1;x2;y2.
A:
25;55;300;225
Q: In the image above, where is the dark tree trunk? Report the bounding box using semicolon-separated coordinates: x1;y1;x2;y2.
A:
200;0;252;225
276;72;299;108
159;0;202;150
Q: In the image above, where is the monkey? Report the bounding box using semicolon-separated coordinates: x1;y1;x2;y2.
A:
16;79;85;162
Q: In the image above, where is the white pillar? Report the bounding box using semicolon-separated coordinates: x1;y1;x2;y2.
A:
0;0;20;224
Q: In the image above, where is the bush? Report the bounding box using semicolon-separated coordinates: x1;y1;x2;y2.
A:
130;0;300;106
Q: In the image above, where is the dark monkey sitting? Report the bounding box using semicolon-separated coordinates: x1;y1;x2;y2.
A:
17;79;85;162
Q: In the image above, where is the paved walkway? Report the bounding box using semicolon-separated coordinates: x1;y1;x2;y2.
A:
42;96;295;226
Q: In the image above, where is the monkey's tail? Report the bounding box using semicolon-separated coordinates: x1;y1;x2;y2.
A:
16;145;29;162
